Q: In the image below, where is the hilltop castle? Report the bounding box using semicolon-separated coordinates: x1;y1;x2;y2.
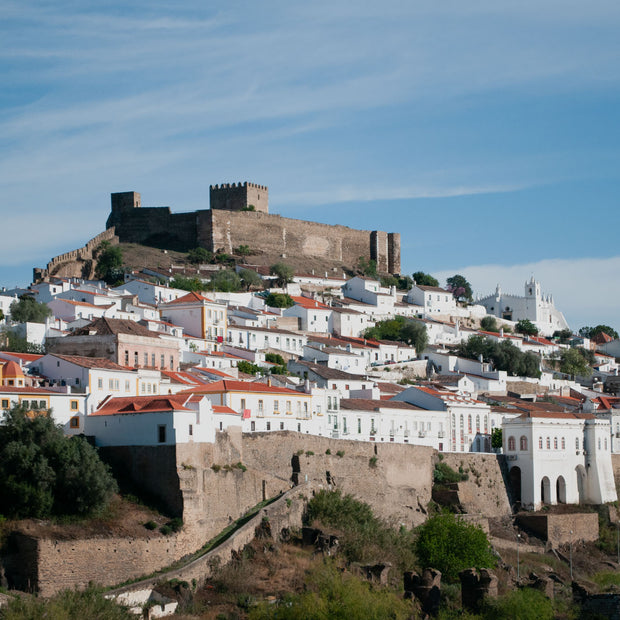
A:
106;182;401;274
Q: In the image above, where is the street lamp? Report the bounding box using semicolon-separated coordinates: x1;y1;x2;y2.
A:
569;530;573;580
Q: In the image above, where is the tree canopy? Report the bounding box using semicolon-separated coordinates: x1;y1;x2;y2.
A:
412;271;439;287
456;335;541;378
94;241;124;285
559;347;593;378
415;512;496;581
364;316;428;355
239;268;263;291
356;256;377;278
0;404;117;519
265;292;295;308
171;275;205;292
9;295;52;324
446;274;473;302
209;269;242;292
480;316;498;332
579;324;618;340
187;247;213;264
269;262;294;287
515;318;539;336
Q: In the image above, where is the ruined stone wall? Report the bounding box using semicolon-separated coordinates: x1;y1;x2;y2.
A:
440;453;512;518
34;228;118;282
516;513;599;546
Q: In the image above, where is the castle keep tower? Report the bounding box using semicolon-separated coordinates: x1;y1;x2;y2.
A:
210;182;269;214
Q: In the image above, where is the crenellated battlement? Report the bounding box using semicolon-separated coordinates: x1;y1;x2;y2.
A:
210;182;268;191
210;181;269;213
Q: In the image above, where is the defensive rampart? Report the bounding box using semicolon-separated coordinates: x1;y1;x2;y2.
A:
33;228;118;282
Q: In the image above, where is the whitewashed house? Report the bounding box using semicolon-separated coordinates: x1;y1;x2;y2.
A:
503;411;617;510
406;284;457;317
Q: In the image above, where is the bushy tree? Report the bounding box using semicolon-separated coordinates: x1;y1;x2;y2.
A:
515;318;538;336
265;292;295;308
235;244;251;256
210;269;242;292
480;316;498;332
239;268;263;291
446;274;473;302
412;271;439;287
0;404;117;518
269;262;294;287
398;275;414;290
171;275;205;292
552;328;572;344
560;347;593;378
237;360;261;375
0;328;45;354
365;316;428;355
265;353;285;366
187;247;213;264
94;241;124;285
456;335;541;378
415;512;496;581
579;324;619;340
380;275;399;288
491;428;502;450
9;295;52;324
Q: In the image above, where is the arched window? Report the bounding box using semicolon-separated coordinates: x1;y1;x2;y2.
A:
452;413;455;429
598;437;602;450
561;437;566;450
468;415;472;433
484;415;489;433
460;414;464;429
476;415;480;432
546;437;551;449
554;437;558;450
539;437;543;449
520;436;527;451
508;436;516;451
575;437;579;450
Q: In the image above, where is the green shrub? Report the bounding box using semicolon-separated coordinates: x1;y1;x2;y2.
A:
325;449;331;455
211;464;222;473
336;450;345;458
369;456;378;468
415;513;496;581
482;587;554;620
1;585;133;619
433;462;467;485
144;520;157;530
169;517;183;532
248;560;411;620
160;524;172;536
234;462;248;472
305;451;314;456
305;490;416;572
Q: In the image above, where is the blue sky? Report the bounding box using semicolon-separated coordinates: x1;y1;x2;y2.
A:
1;1;619;328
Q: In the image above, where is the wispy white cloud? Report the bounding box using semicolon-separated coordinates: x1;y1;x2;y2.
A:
433;256;620;330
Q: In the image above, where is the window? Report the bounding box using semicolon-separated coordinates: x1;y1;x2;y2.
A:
70;417;80;429
158;425;166;443
539;437;543;449
170;356;174;370
98;378;103;389
274;400;279;413
251;421;255;431
546;437;551;449
189;424;193;436
554;437;558;450
125;351;129;366
266;421;271;431
151;353;156;368
160;354;165;368
476;415;480;432
241;398;246;410
508;436;516;451
280;422;284;430
561;437;566;450
576;437;579;450
258;400;264;412
144;353;148;367
358;418;361;434
134;352;139;367
70;400;79;411
468;415;472;434
286;400;292;413
109;379;114;389
303;402;308;414
1;399;8;409
39;400;45;409
519;436;527;451
125;380;130;392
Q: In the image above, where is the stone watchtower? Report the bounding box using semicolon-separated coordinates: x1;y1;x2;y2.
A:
106;191;141;230
209;182;268;214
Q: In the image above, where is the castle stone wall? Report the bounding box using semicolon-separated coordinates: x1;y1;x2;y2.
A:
210;182;269;214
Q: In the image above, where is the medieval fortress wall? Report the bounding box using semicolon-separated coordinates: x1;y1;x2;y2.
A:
106;183;401;273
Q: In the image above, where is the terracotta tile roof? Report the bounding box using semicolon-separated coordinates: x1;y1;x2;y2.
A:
160;370;209;385
340;398;422;411
164;291;216;305
1;360;24;378
92;395;191;415
212;405;239;415
180;379;306;396
0;353;43;362
593;331;614;344
290;296;331;310
55;299;114;309
293;361;369;381
517;411;595;420
48;354;131;371
0;386;59;394
416;285;449;293
71;317;159;338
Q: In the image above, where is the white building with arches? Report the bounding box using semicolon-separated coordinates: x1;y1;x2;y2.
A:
503;411;617;511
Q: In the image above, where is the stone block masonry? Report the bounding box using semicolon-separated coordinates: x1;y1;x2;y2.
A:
107;184;401;274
